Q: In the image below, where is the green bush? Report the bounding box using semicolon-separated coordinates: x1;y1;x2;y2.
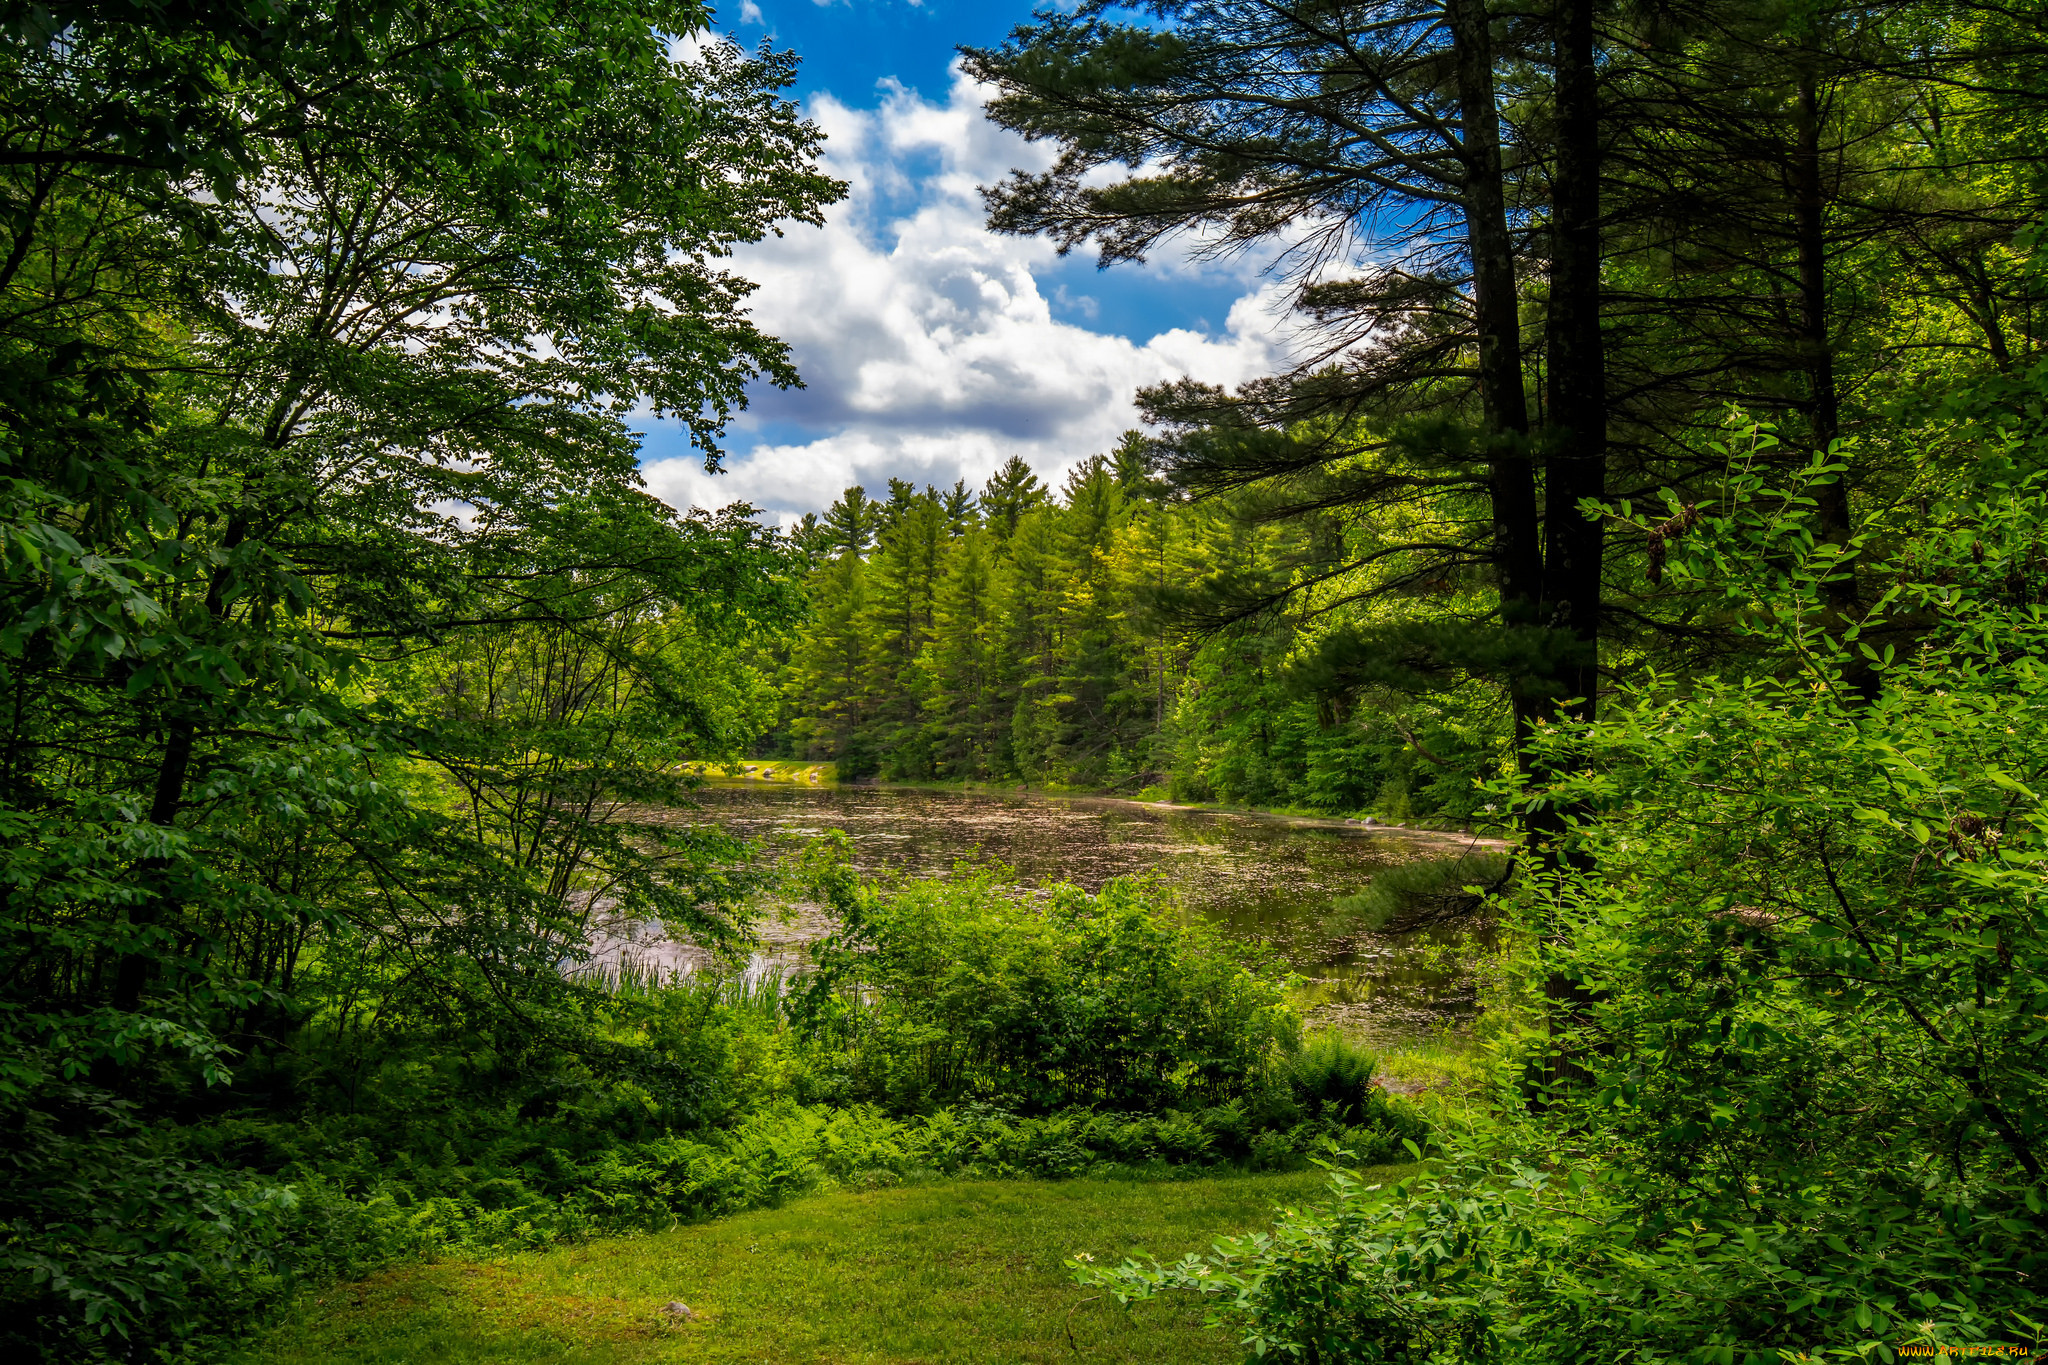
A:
1281;1033;1380;1123
1081;1134;2044;1363
1328;851;1510;933
791;840;1301;1113
1083;437;2048;1361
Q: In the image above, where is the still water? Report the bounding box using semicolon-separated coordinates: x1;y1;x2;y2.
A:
631;782;1500;1046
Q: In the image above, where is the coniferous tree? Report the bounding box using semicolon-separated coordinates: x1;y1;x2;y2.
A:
981;456;1048;537
1049;459;1138;780
790;547;872;761
861;488;947;728
941;479;980;535
997;504;1064;780
962;0;1564;770
925;527;1007;775
823;486;879;555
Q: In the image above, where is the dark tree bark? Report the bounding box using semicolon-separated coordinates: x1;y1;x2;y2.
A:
1542;0;1607;732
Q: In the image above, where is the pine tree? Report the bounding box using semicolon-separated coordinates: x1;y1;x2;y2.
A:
997;503;1064;780
1048;458;1139;781
787;512;832;569
789;550;871;759
876;477;923;537
860;489;948;772
941;479;979;535
982;456;1047;537
925;528;1006;776
824;486;879;556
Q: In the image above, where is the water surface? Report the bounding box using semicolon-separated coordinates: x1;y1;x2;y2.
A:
644;783;1499;1045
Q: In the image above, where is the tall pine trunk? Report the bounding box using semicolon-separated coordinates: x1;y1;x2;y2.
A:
1543;0;1606;734
1447;0;1545;762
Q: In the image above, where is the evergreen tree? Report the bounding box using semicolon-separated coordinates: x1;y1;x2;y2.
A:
925;528;1007;775
824;486;879;555
790;549;872;760
1048;458;1141;782
1110;430;1168;502
996;504;1065;780
941;479;980;535
981;456;1048;537
876;476;924;536
787;511;832;569
860;489;947;773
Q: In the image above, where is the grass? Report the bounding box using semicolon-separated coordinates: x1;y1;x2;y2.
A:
246;1167;1410;1365
1384;1034;1488;1080
689;761;837;785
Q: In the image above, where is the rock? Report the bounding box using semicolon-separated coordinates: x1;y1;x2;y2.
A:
662;1301;695;1321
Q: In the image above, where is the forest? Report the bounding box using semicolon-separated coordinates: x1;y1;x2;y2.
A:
4;0;2047;1361
765;446;1504;821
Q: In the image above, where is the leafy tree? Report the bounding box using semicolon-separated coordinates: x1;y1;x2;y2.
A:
0;2;838;1353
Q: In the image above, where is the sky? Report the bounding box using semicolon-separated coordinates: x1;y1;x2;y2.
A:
635;0;1297;526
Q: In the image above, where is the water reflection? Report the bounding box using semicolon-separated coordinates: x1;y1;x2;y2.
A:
617;783;1501;1046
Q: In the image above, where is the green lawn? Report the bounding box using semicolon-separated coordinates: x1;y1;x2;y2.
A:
249;1167;1400;1365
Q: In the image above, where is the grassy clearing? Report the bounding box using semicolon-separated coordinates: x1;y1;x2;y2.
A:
247;1167;1406;1365
1381;1035;1493;1095
690;761;837;784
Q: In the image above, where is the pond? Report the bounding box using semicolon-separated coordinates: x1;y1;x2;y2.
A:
615;782;1500;1047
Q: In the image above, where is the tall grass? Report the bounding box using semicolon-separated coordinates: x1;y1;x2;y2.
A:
572;958;796;1023
1328;851;1509;933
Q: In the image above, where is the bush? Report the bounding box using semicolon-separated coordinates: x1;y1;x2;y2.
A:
791;840;1300;1113
1281;1033;1380;1123
1080;1134;2044;1363
1327;851;1509;933
0;1086;297;1365
1082;438;2048;1361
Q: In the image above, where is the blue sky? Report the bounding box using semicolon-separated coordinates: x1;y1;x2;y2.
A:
636;0;1294;524
753;0;1253;336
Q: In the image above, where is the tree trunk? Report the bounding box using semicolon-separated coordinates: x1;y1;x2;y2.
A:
1543;0;1606;733
1794;68;1856;612
1530;0;1609;1102
110;513;250;1012
1447;0;1544;754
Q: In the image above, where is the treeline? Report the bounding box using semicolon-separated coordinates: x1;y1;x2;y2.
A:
766;0;2048;828
761;445;1503;821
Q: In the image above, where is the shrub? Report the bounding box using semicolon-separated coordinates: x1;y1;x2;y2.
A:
1328;851;1509;933
1282;1033;1381;1123
791;841;1300;1113
1081;438;2048;1361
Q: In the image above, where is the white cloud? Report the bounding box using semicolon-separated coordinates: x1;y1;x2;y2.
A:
639;64;1296;524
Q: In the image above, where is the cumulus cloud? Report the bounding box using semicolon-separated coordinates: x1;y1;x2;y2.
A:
638;65;1296;524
